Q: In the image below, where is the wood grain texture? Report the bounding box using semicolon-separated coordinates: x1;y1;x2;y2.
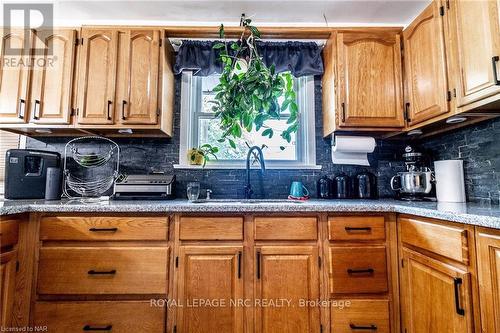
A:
329;246;388;294
0;251;17;327
254;216;318;240
160;32;175;136
331;299;390;333
39;215;168;241
322;32;337;137
399;216;469;264
37;247;168;295
328;216;385;241
179;217;243;240
475;227;500;333
33;301;165;333
0;218;19;249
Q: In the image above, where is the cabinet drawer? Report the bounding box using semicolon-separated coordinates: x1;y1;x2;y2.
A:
179;217;243;240
37;247;168;295
329;246;388;294
328;216;385;241
34;301;165;333
0;218;19;250
400;216;469;263
331;300;389;333
254;217;317;240
39;215;168;241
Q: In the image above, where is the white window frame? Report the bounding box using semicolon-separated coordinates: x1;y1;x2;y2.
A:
176;71;319;170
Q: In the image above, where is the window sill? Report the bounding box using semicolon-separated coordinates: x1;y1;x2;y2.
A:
173;164;322;170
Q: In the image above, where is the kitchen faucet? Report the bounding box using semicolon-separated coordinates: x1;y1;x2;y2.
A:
244;146;266;199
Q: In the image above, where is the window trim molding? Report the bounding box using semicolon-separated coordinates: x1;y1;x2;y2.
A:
178;71;319;170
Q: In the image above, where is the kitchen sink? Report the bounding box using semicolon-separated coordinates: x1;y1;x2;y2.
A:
190;199;303;204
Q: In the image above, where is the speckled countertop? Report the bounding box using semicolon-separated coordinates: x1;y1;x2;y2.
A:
1;198;499;229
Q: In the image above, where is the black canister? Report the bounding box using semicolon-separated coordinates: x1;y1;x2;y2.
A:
317;175;332;199
354;171;377;199
333;173;351;199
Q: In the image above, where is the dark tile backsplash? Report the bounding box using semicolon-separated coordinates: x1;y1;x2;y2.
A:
26;76;498;202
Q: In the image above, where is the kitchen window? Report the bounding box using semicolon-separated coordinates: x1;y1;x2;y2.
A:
177;71;318;169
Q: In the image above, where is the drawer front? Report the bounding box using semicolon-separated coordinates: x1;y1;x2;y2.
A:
329;246;388;294
331;300;390;333
400;216;469;263
254;217;318;240
37;247;168;295
179;217;243;240
40;216;168;241
0;218;19;250
34;301;165;333
328;216;385;241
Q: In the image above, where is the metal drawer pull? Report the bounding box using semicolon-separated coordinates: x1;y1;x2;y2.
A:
83;325;113;331
107;100;112;120
89;227;118;232
237;251;242;279
121;100;127;120
492;56;499;85
347;268;374;275
345;226;372;232
18;99;26;119
33;100;40;120
88;269;116;275
453;277;465;316
349;324;377;330
256;251;261;279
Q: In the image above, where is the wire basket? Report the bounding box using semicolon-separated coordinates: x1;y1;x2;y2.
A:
63;136;120;199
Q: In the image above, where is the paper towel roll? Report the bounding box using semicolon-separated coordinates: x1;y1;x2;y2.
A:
331;136;376;166
434;160;466;203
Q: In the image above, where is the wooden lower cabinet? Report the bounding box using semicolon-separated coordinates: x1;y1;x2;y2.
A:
254;246;320;333
33;301;165;333
475;227;500;333
331;300;390;333
175;246;244;333
0;251;17;327
400;248;474;333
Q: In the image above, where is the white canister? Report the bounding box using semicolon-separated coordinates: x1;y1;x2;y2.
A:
434;160;466;203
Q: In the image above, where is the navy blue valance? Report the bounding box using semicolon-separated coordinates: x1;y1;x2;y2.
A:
174;40;324;77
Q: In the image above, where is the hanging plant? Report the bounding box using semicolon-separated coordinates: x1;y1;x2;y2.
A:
211;18;299;150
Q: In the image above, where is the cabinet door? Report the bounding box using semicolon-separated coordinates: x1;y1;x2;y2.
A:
475;228;500;333
337;31;404;128
255;246;320;333
447;0;500;107
176;246;244;333
77;29;117;125
403;2;450;125
0;29;30;123
29;29;76;124
1;251;17;327
116;30;160;125
400;248;473;333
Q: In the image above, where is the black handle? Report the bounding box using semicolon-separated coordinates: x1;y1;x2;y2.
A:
88;269;116;275
256;251;261;279
237;251;242;279
345;226;372;232
107;100;112;120
349;324;377;331
454;277;465;316
341;102;346;122
18;99;25;119
493;56;500;85
33;99;40;120
121;100;127;120
405;102;411;122
83;325;112;331
89;227;118;232
347;268;374;275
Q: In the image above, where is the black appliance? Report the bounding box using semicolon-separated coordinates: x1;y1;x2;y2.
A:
45;167;63;200
333;173;351;199
317;175;332;199
354;171;377;199
4;149;61;199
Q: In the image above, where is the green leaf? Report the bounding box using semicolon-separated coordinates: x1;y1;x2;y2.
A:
228;139;236;149
213;42;225;49
262;128;273;138
279;146;285;151
219;24;225;38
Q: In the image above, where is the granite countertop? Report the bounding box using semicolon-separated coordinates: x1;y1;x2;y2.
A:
1;198;499;229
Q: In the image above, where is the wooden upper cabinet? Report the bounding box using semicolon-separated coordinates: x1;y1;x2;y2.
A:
77;29;118;125
0;29;30;124
446;0;500;108
116;29;160;125
403;1;450;126
29;29;76;124
336;31;404;128
475;228;500;333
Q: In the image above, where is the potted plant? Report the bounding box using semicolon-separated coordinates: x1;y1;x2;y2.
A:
187;144;219;167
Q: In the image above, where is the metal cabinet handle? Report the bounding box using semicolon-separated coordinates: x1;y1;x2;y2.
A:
33;100;40;120
107;100;112;120
349;324;377;331
404;102;411;123
88;269;116;275
83;325;113;331
493;56;500;85
347;268;374;275
121;100;127;120
454;278;465;316
345;226;372;232
341;102;346;122
237;251;242;279
89;227;118;232
18;99;26;119
256;251;261;279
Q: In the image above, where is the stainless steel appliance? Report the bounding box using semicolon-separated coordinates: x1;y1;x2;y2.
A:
4;149;60;199
112;174;175;200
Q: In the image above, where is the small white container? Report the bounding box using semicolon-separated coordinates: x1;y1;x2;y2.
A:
434;160;466;203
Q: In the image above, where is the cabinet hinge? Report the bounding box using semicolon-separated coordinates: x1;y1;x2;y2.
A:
453;88;457;97
318;256;322;268
75;37;83;46
447;90;452;102
159;38;162;47
320;324;323;333
440;6;445;16
173;325;177;333
76;108;79;116
16;261;20;272
401;259;404;268
70;108;75;117
175;256;179;268
446;0;450;9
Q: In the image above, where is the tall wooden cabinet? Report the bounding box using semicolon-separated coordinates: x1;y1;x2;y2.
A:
0;218;19;327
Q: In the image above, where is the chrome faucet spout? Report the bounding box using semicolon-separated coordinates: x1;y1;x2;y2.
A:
244;146;266;199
